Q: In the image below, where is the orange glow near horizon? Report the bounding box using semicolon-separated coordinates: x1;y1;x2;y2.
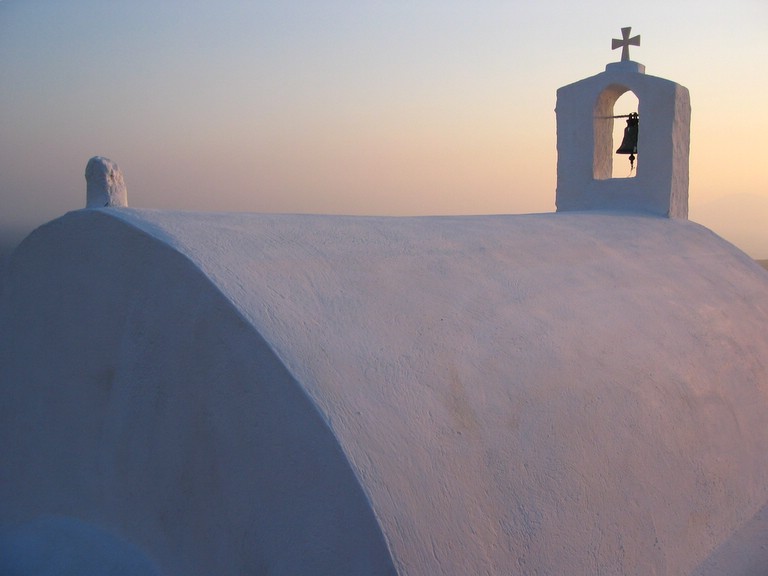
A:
0;1;766;256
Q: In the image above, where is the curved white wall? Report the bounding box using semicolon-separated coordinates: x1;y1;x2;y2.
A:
2;208;768;575
0;211;396;576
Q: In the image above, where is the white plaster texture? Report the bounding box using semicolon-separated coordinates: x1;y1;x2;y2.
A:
2;209;768;575
556;62;691;217
692;503;768;576
85;156;127;208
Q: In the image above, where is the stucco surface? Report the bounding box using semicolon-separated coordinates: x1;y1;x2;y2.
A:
2;208;768;575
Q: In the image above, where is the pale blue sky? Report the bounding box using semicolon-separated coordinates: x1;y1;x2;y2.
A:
1;0;767;256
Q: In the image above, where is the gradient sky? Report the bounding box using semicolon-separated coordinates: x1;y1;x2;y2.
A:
1;0;767;257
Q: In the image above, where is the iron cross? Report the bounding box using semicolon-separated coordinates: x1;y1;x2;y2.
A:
612;27;640;62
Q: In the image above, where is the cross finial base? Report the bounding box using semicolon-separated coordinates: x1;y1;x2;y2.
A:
605;61;646;74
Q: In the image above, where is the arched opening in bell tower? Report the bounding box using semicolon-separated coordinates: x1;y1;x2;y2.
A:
612;91;639;178
593;85;639;180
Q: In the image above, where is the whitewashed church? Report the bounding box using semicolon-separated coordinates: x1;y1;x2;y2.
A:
2;30;768;575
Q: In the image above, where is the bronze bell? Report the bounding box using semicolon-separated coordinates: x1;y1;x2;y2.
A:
616;112;639;169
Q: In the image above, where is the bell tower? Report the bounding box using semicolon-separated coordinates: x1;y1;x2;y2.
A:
555;28;691;218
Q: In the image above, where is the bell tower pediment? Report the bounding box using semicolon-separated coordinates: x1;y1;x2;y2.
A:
555;31;691;218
